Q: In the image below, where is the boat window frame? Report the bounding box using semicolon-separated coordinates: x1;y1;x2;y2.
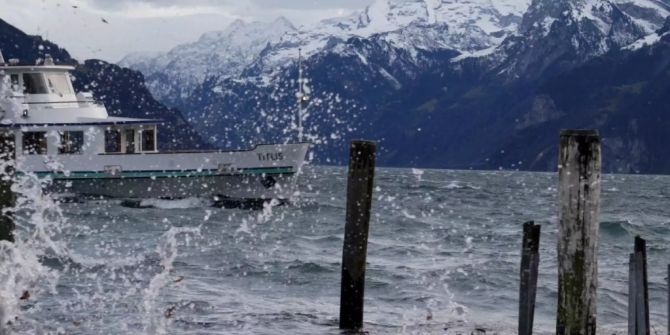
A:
104;128;122;153
124;128;136;154
45;72;74;95
9;74;20;91
58;130;85;155
22;131;48;155
140;127;157;152
22;72;49;94
0;133;16;161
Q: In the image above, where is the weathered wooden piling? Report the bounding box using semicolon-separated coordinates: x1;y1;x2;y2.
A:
629;254;637;335
519;221;541;335
0;133;15;242
629;236;650;335
339;140;376;330
636;236;650;335
556;129;601;335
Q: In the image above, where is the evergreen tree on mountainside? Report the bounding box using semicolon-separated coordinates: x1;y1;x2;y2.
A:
0;18;206;150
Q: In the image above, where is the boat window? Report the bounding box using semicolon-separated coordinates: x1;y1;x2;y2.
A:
125;129;135;154
22;73;49;94
104;129;122;153
46;73;73;95
0;134;15;160
10;74;19;91
22;132;47;155
141;129;156;152
59;131;84;154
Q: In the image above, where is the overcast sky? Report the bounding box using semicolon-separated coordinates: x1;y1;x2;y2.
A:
1;0;373;62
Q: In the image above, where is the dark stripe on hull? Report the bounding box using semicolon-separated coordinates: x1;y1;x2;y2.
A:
22;166;294;180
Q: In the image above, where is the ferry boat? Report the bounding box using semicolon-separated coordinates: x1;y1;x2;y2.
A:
0;52;309;203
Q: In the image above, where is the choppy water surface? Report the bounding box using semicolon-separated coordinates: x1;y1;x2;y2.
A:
2;167;670;334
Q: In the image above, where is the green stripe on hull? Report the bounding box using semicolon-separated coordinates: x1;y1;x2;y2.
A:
19;167;294;180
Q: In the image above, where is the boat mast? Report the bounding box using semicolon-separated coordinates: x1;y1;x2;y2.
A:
296;48;305;143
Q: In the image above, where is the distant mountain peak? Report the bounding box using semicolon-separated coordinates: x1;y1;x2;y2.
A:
197;17;296;44
119;0;664;107
273;16;296;29
226;18;246;30
118;17;298;105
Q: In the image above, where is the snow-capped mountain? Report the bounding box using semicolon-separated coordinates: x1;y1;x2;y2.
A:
121;0;670;101
116;0;670;173
119;17;297;105
258;0;531;68
488;0;655;79
121;0;533;104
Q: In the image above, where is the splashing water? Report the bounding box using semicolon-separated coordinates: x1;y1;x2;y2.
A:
1;74;204;333
142;226;200;334
0;171;67;333
0;73;68;333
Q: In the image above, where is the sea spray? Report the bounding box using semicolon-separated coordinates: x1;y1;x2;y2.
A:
142;226;200;334
0;172;68;333
0;72;67;333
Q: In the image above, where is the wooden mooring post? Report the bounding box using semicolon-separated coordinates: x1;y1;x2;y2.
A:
556;130;601;335
339;140;376;330
628;236;650;335
519;221;541;335
0;133;15;242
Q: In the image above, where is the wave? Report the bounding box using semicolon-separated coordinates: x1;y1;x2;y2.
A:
600;220;633;237
442;181;482;190
61;250;153;271
286;260;336;274
134;197;212;209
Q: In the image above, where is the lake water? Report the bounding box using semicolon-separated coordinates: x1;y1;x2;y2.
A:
1;166;669;334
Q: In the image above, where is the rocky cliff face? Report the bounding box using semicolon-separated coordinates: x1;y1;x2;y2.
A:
492;0;648;79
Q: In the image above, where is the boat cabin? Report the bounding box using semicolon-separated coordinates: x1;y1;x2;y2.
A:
0;52;161;157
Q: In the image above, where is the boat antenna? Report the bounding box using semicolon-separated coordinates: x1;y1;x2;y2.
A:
296;48;307;143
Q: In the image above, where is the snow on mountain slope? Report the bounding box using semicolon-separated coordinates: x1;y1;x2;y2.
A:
120;0;669;103
624;13;670;49
262;0;531;70
118;51;167;77
119;17;297;103
120;0;532;98
484;0;659;79
612;0;670;32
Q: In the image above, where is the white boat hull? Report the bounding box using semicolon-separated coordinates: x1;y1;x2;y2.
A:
17;142;310;200
0;62;310;202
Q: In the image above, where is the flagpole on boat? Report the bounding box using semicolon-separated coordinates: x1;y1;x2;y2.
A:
296;48;307;143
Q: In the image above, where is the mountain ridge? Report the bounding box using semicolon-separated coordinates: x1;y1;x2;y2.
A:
115;1;670;172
